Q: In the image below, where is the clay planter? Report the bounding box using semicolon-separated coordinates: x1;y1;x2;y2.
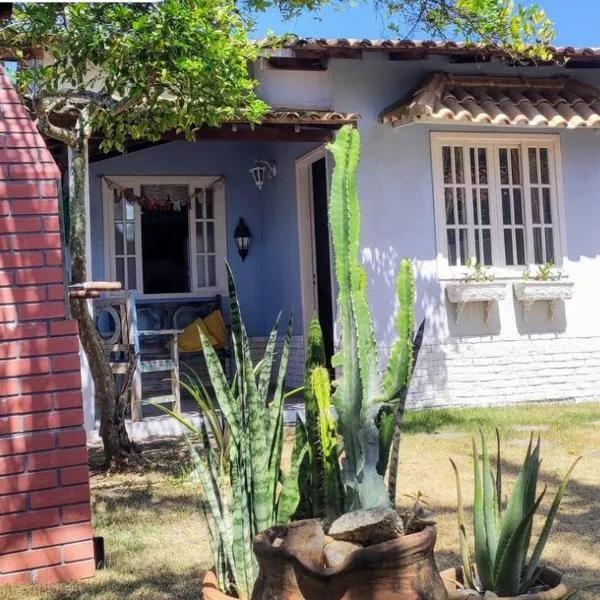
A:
252;524;448;600
202;571;236;600
440;566;569;600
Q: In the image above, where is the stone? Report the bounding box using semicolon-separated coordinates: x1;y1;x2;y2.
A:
280;519;325;566
328;507;404;545
323;540;362;569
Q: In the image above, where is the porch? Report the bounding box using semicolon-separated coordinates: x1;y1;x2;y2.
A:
75;114;350;433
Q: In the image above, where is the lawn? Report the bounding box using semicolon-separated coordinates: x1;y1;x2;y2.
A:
2;402;600;600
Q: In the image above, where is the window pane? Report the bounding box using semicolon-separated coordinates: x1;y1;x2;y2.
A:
196;193;204;219
205;188;214;219
206;222;215;253
447;230;457;266
531;188;541;224
515;229;525;265
114;197;123;220
125;199;135;221
196;222;205;252
457;188;466;224
504;229;514;265
540;148;550;184
114;223;124;255
207;256;216;287
502;189;511;225
482;229;492;265
478;148;488;184
454;147;464;184
443;147;452;184
126;222;135;254
542;188;552;224
459;229;468;265
513;189;523;225
511;148;521;184
470;148;476;184
127;257;136;289
116;258;125;288
196;255;206;287
545;228;555;263
472;189;479;225
445;189;455;224
529;148;539;184
533;228;543;263
480;190;490;225
474;229;480;263
499;148;509;185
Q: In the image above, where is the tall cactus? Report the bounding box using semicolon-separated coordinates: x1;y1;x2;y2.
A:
296;316;345;519
328;125;421;510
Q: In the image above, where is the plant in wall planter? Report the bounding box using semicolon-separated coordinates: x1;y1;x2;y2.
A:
251;125;445;600
515;263;574;322
446;258;506;324
441;431;580;600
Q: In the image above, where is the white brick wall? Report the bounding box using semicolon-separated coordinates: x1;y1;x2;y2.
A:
402;335;600;409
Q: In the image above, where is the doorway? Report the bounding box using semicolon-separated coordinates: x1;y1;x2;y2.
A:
141;210;190;294
297;146;335;366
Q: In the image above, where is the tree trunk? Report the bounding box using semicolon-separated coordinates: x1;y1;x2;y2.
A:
68;117;138;470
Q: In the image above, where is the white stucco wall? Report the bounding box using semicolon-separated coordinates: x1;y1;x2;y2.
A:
260;54;600;407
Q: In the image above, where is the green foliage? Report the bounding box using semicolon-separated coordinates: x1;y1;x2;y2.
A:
451;430;580;596
523;261;562;281
154;266;303;599
295;316;344;519
382;0;554;59
328;125;420;510
462;257;495;283
4;1;268;151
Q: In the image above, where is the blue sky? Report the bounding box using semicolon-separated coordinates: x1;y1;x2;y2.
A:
253;1;600;47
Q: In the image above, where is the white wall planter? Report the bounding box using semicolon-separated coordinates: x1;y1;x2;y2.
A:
446;282;507;324
514;280;574;322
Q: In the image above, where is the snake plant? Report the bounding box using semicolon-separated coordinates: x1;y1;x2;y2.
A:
328;124;422;510
295;316;345;519
156;265;306;599
451;431;580;596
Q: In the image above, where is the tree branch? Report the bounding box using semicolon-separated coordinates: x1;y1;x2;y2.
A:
35;114;77;145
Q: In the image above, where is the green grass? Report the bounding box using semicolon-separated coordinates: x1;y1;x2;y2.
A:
2;402;599;599
402;401;600;438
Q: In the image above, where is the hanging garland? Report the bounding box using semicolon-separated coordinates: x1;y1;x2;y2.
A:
103;177;202;212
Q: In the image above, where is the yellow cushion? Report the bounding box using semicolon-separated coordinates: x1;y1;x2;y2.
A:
178;318;218;353
202;310;228;350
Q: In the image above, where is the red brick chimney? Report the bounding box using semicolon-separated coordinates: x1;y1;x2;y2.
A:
0;66;95;584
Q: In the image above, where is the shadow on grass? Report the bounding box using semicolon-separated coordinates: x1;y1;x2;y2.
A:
10;565;203;600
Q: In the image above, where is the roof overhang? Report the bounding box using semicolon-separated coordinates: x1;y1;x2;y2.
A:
380;73;600;129
264;38;600;69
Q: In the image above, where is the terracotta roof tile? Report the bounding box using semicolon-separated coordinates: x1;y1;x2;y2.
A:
261;109;360;125
275;38;600;60
380;73;600;128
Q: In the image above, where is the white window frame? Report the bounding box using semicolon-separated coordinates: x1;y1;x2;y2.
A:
430;132;567;280
102;175;227;299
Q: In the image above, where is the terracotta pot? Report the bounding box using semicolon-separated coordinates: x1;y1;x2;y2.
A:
440;566;569;600
252;524;449;600
202;571;237;600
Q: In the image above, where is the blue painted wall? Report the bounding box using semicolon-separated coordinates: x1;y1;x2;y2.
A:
89;140;318;336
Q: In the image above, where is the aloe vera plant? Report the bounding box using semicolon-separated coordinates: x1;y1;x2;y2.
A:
295;316;345;519
156;266;306;599
328;124;422;510
451;431;581;596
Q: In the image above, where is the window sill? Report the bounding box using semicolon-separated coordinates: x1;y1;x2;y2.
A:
438;267;569;283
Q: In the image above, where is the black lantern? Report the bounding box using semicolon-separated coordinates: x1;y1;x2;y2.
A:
234;218;252;262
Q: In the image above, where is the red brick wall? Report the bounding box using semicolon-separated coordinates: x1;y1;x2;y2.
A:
0;68;95;584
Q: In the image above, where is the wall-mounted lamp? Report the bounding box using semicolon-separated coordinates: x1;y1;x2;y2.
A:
249;160;277;190
234;218;252;262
